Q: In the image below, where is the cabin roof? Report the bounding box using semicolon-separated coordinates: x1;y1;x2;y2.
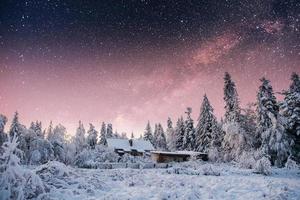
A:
107;138;155;153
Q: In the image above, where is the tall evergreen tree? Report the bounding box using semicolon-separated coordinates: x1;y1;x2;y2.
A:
0;114;8;146
46;121;54;141
75;120;86;154
50;124;67;162
280;73;300;161
175;117;185;150
223;72;241;123
195;95;221;152
35;121;43;138
87;123;98;149
183;107;195;150
9;112;22;139
153;123;159;147
143;121;154;144
166;117;176;151
156;123;167;150
256;78;279;134
106;123;113;138
99;122;107;145
257;78;290;167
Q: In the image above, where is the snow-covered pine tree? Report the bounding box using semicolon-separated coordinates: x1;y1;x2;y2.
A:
257;77;291;167
99;122;107;145
0;114;8;147
143;121;154;144
222;73;248;162
27;121;54;164
9;112;22;139
256;78;279;135
87;123;98;149
195;95;222;153
0;134;45;199
183;107;195;150
239;103;258;149
166;117;176;151
8;112;28;163
156;123;167;150
35;121;43;139
106;123;113;138
280;73;300;162
49;124;67;162
46;121;54;141
175;117;185;150
223;72;241;123
75;120;86;154
153;123;159;148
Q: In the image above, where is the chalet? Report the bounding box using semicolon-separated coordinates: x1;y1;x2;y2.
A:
151;151;208;163
107;138;155;156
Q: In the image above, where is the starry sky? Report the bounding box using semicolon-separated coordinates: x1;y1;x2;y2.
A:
0;0;299;136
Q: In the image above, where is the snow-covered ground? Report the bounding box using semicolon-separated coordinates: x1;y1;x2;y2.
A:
32;161;300;200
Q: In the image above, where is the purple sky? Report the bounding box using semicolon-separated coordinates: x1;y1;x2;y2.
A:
0;1;299;136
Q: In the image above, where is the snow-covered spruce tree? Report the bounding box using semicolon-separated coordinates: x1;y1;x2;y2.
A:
280;73;300;162
175;117;185;150
195;95;222;153
87;123;98;149
240;103;258;148
166;117;176;151
153;123;159;148
99;122;107;145
106;123;113;138
8;112;28;163
143;121;154;145
156;123;167;150
48;124;66;162
27;121;55;165
46;121;54;140
75;120;86;154
0;114;8;147
222;73;247;162
223;72;241;123
0;134;45;199
35;121;43;139
183;107;195;150
257;77;291;167
9;112;22;139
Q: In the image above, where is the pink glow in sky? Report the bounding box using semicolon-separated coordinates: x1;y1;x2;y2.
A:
1;33;299;136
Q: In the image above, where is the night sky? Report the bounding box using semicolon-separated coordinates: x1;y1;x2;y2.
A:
0;0;299;136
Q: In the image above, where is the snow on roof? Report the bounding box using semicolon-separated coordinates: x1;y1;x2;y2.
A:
106;138;154;152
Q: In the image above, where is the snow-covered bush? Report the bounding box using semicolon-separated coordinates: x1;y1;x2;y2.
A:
36;161;70;178
238;151;256;169
74;145;120;168
202;164;220;176
0;135;45;199
254;156;272;175
285;157;298;170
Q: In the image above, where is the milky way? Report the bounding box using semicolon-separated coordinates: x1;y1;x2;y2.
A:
0;0;299;135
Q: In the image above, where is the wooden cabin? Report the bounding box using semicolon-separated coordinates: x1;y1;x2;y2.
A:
107;138;154;156
151;151;208;163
